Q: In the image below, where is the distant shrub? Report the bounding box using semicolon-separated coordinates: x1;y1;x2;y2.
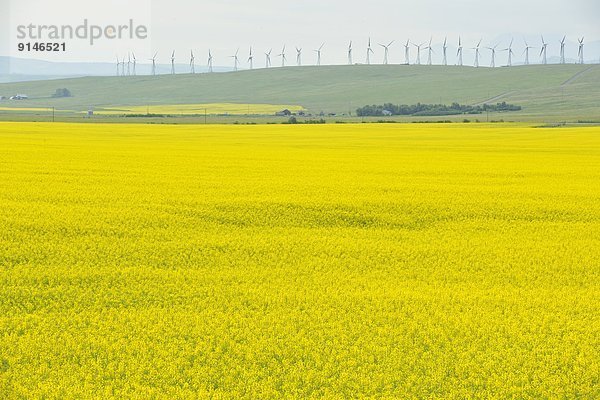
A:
52;88;72;98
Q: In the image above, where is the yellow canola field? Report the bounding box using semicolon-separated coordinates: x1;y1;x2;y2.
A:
95;103;305;115
0;122;599;398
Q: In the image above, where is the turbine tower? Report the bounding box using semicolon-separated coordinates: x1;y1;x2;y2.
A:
278;45;287;67
523;40;533;65
248;47;254;70
314;43;324;66
121;57;125;76
116;56;120;76
560;36;566;64
379;41;394;64
207;50;214;73
472;39;482;68
171;51;175;74
190;50;195;74
231;48;240;71
265;49;272;68
442;37;448;66
296;47;302;66
502;39;514;67
127;53;131;76
424;38;434;65
412;42;425;65
578;37;584;64
540;36;548;65
403;40;410;65
348;41;353;65
366;38;374;65
486;44;499;68
457;37;463;66
132;53;137;76
150;52;157;76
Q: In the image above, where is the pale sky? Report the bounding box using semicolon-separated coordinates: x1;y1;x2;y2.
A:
1;0;599;65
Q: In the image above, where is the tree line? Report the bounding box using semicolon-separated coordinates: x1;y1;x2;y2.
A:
356;102;521;117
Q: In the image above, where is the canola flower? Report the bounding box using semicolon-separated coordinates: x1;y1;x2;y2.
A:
0;122;599;398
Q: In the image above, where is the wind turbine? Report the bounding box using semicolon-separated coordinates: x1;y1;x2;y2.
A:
127;53;131;76
424;38;434;65
486;44;499;68
560;36;566;64
207;50;214;73
457;37;463;66
366;38;374;65
403;39;410;65
170;51;175;74
501;39;514;67
540;36;548;65
265;49;272;68
442;37;448;66
116;56;120;76
578;37;584;64
149;52;157;76
523;40;533;65
412;41;425;65
472;39;482;67
314;43;324;66
348;41;353;65
296;47;302;66
132;53;137;76
121;57;125;76
190;50;195;74
248;47;254;70
231;48;240;71
278;45;287;67
379;41;394;64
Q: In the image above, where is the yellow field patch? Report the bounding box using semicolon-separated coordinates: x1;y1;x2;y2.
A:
0;122;599;398
95;103;306;115
0;106;73;112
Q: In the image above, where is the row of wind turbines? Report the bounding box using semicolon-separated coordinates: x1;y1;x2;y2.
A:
115;36;587;76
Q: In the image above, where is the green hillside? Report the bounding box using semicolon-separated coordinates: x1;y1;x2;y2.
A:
0;64;599;121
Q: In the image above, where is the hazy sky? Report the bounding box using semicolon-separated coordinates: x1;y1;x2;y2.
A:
2;0;599;64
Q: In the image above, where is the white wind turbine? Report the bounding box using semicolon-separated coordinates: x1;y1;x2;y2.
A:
501;39;514;67
231;48;240;71
540;36;548;65
412;41;425;65
472;39;482;67
149;52;158;76
265;49;272;68
442;37;448;66
366;38;374;65
424;38;434;65
121;57;126;76
278;45;287;67
560;36;566;64
523;40;533;65
296;47;302;66
578;37;584;64
457;37;463;66
207;50;214;73
403;39;410;65
248;47;254;69
132;53;137;76
314;43;324;66
127;53;131;76
170;51;175;74
116;56;120;76
379;41;394;64
348;41;353;65
486;44;499;67
190;50;195;74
